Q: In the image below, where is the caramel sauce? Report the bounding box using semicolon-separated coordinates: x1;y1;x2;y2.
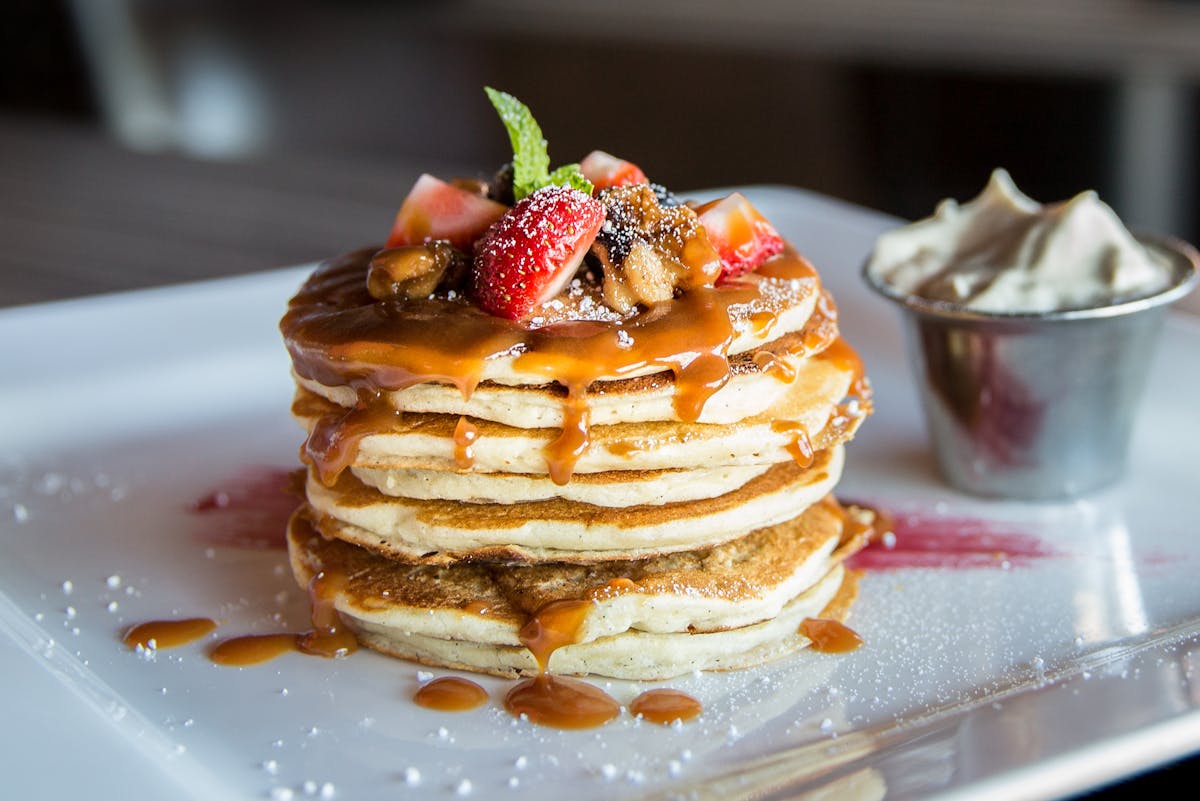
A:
517;599;592;673
303;391;402;486
499;589;709;730
280;247;820;484
816;336;871;403
123;618;216;650
210;570;357;666
414;676;488;712
771;420;816;468
785;434;816;468
748;310;776;334
210;633;299;666
140;532;702;730
452;416;479;470
799;617;863;653
503;597;620;729
505;674;621;729
629;688;703;725
753;350;798;382
799;291;841;355
297;571;358;658
749;291;839;384
585;577;638;600
607;440;644;458
545;387;591;485
821;495;883;547
460;600;492;617
516;293;741;482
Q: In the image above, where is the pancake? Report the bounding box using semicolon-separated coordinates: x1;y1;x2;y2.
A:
280;246;826;395
295;352;804;430
352;463;773;507
354;569;857;680
292;354;861;478
291;313;841;431
304;445;845;564
276;150;877;684
286;498;867;679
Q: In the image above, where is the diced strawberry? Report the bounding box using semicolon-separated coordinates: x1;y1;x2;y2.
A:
695;192;785;278
386;174;507;251
472;186;605;320
580;150;648;191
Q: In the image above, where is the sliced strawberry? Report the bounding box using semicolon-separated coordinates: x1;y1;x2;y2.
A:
695;192;785;278
472;186;605;320
386;174;507;251
580;150;648;191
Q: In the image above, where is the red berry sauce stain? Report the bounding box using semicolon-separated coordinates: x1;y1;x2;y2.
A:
847;503;1061;571
189;466;302;550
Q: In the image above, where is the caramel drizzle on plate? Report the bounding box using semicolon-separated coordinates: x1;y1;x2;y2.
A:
123;618;216;650
206;570;358;666
503;598;622;729
799;617;863;653
414;676;488;712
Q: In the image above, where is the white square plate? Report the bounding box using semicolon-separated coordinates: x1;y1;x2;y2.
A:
3;187;1199;801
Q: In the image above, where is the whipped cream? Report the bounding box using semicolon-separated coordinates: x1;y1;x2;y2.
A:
866;169;1175;313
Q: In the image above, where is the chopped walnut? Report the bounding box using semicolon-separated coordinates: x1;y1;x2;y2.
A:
367;241;466;301
591;185;722;312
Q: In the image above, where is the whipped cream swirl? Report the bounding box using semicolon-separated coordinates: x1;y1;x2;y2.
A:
866;169;1174;313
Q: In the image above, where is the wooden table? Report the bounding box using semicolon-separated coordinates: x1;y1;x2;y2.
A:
0;115;470;308
3;114;1196;314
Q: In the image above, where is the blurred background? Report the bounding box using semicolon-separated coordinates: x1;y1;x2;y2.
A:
1;0;1198;304
1;2;1198;796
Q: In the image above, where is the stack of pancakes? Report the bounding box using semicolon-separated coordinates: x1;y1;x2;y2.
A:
280;243;872;680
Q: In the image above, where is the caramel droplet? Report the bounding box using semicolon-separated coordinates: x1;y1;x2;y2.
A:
414;677;488;712
460;600;491;617
799;617;863;653
123;618;216;650
504;674;620;729
452;416;479;470
585;578;638;601
629;688;703;725
772;420;815;468
210;633;299;666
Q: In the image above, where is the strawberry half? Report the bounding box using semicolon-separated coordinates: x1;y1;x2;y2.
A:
472;186;605;320
580;150;648;191
695;192;785;278
386;174;507;252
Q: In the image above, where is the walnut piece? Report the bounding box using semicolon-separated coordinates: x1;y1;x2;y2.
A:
591;185;722;312
367;241;466;301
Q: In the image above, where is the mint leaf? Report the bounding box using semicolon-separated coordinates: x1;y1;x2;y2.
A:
547;163;593;195
485;87;548;200
485;87;593;199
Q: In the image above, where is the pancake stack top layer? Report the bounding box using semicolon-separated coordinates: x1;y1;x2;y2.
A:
278;89;875;680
